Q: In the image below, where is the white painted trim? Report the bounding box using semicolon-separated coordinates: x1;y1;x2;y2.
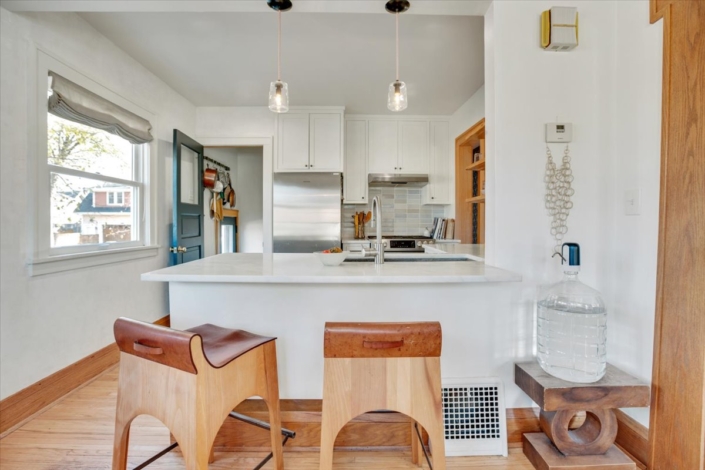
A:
29;245;160;277
29;48;159;268
198;137;274;254
346;114;451;122
0;1;492;16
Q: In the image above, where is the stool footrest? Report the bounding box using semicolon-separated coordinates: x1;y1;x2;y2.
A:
131;412;295;470
414;422;434;470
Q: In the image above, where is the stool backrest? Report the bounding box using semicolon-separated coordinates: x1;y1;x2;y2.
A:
324;322;442;358
114;317;199;374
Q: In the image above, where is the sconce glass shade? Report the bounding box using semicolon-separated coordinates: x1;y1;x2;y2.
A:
268;80;289;113
387;80;408;112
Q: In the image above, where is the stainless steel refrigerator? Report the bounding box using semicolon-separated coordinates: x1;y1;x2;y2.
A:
273;173;342;253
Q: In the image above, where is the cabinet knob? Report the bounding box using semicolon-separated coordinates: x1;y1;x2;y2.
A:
432;197;435;199
310;164;314;167
362;196;365;199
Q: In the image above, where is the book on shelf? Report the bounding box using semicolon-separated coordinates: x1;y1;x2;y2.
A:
445;219;455;240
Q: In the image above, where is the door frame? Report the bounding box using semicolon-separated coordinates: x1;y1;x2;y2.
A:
198;137;274;253
648;1;705;468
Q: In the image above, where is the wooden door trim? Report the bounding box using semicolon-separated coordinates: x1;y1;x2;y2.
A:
648;1;705;468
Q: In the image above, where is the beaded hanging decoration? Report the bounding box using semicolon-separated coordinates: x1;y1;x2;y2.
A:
544;145;574;254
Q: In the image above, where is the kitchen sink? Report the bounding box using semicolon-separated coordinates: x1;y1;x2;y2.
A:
344;256;473;263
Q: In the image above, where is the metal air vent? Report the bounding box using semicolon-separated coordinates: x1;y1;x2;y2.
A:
441;377;507;457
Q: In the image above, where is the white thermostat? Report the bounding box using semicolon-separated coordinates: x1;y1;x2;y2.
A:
546;123;573;143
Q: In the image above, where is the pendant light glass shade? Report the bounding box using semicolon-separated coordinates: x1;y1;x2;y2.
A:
268;8;289;113
387;80;407;112
269;80;289;113
387;6;409;112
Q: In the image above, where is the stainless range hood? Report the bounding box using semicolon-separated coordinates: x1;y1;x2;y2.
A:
368;173;429;188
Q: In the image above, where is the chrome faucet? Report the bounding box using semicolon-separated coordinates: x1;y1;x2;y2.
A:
371;196;385;264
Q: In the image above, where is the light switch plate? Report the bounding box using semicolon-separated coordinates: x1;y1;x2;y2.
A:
624;189;641;216
546;123;573;143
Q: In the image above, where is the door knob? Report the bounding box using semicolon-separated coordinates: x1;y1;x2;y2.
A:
170;246;187;254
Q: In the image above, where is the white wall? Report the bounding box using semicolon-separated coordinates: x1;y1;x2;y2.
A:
602;1;662;425
0;8;196;399
233;147;264;253
450;85;486;141
484;0;661;425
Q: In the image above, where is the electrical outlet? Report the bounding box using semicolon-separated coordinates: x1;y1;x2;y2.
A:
624;189;641;216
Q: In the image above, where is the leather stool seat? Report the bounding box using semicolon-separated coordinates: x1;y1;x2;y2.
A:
187;324;275;368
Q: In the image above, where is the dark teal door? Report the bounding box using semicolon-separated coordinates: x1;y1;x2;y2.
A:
171;130;204;265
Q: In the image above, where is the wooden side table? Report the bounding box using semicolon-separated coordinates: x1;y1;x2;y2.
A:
514;362;649;470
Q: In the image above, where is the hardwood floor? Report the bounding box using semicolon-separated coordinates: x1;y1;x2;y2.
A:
0;366;535;469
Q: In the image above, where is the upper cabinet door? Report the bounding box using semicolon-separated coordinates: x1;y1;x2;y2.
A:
368;120;399;174
309;113;343;172
398;121;429;174
344;120;368;204
277;113;310;171
427;121;451;204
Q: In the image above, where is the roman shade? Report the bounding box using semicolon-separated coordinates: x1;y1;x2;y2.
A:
48;72;153;144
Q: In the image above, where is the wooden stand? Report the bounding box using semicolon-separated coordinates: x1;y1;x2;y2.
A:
514;362;649;470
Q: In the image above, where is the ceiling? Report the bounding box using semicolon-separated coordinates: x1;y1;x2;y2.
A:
80;12;484;115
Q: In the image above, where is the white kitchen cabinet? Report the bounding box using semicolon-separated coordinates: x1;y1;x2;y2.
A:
368;120;399;174
310;113;343;171
277;113;310;171
275;109;344;172
398;121;429;174
344;120;368;203
424;121;451;204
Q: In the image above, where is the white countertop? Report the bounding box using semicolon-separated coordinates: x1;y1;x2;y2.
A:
424;244;485;261
141;253;519;284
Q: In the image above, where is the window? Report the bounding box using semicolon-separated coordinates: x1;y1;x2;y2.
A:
48;114;141;249
31;51;158;275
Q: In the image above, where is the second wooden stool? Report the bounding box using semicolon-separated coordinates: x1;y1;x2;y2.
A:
319;322;446;470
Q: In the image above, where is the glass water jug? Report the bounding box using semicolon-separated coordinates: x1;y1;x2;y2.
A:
537;243;607;383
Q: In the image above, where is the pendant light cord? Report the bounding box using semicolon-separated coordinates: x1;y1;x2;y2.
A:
395;12;399;81
277;10;282;81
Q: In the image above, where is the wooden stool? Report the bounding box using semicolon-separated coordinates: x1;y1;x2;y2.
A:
111;318;285;470
319;322;446;470
515;361;650;470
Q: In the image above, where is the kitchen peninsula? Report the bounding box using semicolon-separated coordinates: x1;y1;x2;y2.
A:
142;254;531;405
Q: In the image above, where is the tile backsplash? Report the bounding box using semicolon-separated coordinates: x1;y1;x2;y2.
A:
342;188;446;239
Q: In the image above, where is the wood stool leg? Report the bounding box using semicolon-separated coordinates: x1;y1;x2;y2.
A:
112;376;136;470
263;342;284;470
320;358;353;470
111;411;133;470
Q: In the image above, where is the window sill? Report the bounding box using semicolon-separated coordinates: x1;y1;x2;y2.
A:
29;245;160;276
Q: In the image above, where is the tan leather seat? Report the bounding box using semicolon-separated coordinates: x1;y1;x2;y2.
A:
323;321;442;358
114;318;274;373
187;323;275;368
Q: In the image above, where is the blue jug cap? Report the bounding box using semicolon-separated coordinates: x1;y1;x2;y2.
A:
562;243;580;272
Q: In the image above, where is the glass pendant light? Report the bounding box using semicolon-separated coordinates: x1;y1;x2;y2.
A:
268;0;292;113
386;0;410;112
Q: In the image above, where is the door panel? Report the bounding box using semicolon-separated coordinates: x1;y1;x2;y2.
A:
172;130;205;265
277;113;310;171
399;121;429;174
310;113;342;171
368;120;398;174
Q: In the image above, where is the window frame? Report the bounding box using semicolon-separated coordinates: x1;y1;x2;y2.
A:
29;50;159;275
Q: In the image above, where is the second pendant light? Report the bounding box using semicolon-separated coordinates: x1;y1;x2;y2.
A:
386;0;410;112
